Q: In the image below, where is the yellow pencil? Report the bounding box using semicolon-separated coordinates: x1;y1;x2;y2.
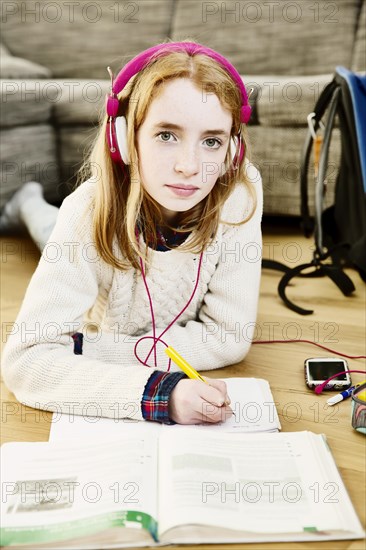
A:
165;346;233;411
165;346;207;382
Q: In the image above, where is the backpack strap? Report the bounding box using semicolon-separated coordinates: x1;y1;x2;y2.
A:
276;248;355;315
300;79;338;237
261;259;291;273
314;87;340;255
278;262;317;315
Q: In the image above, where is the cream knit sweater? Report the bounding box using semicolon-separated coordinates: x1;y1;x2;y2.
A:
2;163;263;420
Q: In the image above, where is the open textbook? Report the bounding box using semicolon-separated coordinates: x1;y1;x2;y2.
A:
1;430;364;548
49;378;281;441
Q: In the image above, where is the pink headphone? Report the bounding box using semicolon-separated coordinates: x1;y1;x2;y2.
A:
105;41;252;172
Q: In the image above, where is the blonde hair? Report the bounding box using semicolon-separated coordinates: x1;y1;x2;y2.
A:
76;39;256;271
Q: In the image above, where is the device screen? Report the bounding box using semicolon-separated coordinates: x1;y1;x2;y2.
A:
308;360;348;381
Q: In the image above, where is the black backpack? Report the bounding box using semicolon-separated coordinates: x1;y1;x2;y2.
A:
263;66;366;315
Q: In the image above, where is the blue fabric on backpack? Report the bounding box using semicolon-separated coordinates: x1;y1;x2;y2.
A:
336;66;366;193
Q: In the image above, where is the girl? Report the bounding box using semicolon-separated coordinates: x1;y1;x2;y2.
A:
2;40;263;425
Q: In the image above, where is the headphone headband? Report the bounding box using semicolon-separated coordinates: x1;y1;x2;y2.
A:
106;41;251;124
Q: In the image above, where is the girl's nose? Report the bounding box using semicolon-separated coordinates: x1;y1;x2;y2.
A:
174;146;200;176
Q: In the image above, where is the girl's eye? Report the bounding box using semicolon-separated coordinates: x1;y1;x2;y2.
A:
204;138;222;149
158;132;174;142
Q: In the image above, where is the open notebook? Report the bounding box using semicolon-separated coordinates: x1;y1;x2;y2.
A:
1;430;364;547
49;378;281;442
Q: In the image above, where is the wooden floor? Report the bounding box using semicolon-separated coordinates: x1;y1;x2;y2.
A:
1;222;365;550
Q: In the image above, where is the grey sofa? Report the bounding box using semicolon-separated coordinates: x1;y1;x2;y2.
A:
1;0;365;215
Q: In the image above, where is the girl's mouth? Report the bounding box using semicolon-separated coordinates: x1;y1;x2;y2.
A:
166;185;199;197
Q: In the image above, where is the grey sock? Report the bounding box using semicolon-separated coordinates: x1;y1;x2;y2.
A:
0;181;43;232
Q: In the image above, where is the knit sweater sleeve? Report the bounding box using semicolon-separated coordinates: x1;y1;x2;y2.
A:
1;180;153;420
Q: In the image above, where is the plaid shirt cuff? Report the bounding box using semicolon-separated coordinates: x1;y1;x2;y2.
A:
141;370;187;424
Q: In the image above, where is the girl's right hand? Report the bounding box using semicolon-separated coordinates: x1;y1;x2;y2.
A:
168;378;233;424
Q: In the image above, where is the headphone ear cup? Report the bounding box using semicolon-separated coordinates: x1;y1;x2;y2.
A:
115;116;129;165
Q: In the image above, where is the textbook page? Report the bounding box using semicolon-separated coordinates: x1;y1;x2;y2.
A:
49;377;280;442
1;436;159;548
157;430;364;543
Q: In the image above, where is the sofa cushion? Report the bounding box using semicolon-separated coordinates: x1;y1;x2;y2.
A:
1;78;110;128
51;80;110;125
352;1;366;72
58;126;98;183
0;43;51;79
0;79;53;127
250;74;334;127
1;0;174;79
172;0;359;76
249;125;340;215
0;124;60;208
